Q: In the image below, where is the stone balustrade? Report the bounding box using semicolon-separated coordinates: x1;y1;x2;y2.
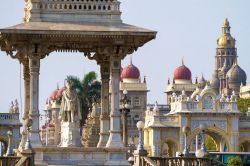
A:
137;156;226;166
0;156;21;166
0;113;20;125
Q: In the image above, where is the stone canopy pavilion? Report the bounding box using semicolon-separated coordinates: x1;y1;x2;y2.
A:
0;0;156;165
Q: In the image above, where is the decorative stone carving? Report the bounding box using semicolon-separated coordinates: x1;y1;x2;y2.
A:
191;120;227;132
58;122;81;147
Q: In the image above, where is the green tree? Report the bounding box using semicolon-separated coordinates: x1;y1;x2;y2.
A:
205;135;217;151
227;156;243;166
67;71;101;127
237;97;250;113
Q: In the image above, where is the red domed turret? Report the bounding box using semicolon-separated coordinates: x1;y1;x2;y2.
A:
41;124;46;129
50;88;59;101
173;60;192;81
56;87;66;99
121;59;140;80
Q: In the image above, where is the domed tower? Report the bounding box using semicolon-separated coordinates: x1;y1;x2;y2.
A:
121;59;141;83
226;61;247;94
213;18;246;95
166;60;197;104
173;60;192;84
120;58;148;144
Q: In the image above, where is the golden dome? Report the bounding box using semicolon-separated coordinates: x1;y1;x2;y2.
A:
217;18;235;48
217;35;235;48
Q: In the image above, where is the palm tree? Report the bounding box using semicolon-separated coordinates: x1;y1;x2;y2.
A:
67;71;101;127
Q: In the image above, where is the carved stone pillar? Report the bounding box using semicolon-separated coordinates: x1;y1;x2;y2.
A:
28;55;41;147
97;63;110;147
18;59;30;151
106;56;123;148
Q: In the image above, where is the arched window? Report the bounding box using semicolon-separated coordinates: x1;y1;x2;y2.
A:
203;96;214;109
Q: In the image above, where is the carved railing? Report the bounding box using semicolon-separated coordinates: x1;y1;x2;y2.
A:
16;156;31;166
0;156;21;166
140;157;157;166
149;157;210;166
0;156;33;166
0;113;19;121
142;157;225;166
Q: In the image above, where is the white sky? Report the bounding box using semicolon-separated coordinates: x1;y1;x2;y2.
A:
0;0;250;114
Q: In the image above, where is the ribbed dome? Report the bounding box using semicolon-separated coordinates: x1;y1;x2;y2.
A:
174;61;192;81
227;63;247;85
121;60;140;79
210;71;220;89
217;35;235;48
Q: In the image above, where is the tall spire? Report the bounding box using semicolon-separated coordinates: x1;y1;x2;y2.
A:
130;56;133;65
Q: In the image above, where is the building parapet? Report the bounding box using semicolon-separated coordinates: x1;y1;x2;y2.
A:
0;113;21;125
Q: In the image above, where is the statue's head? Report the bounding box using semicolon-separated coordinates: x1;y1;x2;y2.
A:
65;79;73;90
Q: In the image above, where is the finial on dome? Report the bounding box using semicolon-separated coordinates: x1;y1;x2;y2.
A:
168;77;170;84
182;57;184;66
223;18;230;27
57;83;59;90
144;76;147;83
130;56;133;65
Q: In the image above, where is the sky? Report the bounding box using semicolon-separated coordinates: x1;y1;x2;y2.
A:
0;1;250;114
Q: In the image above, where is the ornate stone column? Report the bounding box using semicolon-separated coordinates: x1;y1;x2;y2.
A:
106;56;123;148
97;62;110;147
28;55;41;147
18;59;30;151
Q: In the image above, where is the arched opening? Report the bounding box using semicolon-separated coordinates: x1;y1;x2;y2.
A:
189;127;229;152
0;140;7;156
161;139;178;157
240;140;250;152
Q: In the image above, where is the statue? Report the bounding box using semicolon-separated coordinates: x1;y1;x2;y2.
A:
13;99;19;113
59;79;81;125
9;101;14;113
58;79;82;147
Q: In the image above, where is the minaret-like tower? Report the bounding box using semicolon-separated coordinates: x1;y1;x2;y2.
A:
214;18;237;93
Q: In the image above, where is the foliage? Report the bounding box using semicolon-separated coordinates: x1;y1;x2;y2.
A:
67;71;101;127
227;156;243;166
205;135;217;151
237;97;250;113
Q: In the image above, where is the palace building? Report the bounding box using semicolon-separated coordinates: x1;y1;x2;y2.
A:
144;19;250;157
166;19;247;105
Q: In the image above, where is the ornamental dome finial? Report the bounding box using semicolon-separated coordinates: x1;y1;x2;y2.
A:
223;18;230;27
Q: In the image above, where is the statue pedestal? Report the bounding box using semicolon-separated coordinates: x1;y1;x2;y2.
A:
59;122;81;147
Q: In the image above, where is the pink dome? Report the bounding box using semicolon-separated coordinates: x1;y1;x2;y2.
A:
41;125;46;129
56;87;66;99
121;62;140;79
50;89;59;101
173;62;192;81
